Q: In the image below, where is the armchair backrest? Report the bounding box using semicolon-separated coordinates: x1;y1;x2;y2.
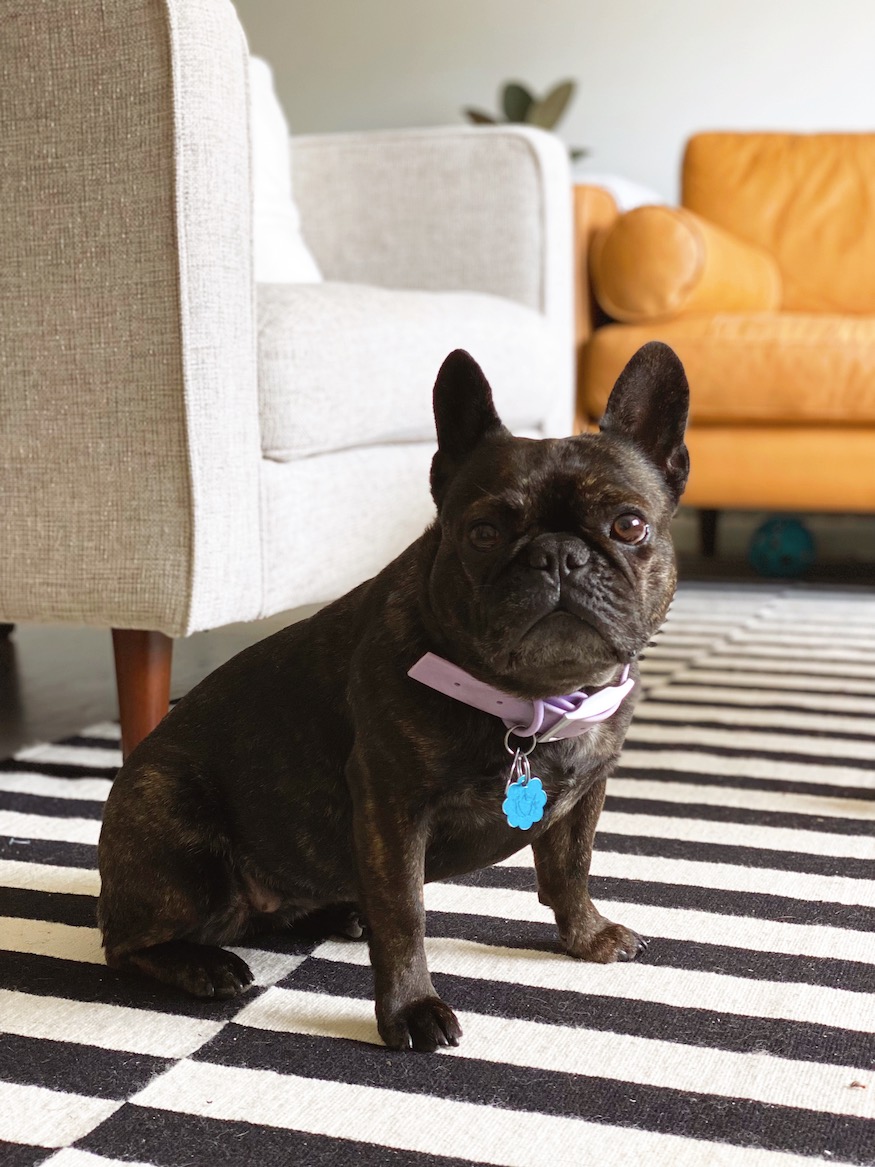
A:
682;131;875;314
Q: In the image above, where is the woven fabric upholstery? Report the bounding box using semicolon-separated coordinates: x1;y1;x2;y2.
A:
292;126;574;438
260;445;436;613
0;0;261;637
250;56;322;284
258;283;566;461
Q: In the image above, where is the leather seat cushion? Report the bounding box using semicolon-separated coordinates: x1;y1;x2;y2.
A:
258;282;565;460
581;313;875;424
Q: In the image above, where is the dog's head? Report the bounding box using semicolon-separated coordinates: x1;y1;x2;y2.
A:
426;343;689;697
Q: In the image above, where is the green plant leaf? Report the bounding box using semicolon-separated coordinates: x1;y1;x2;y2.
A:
502;82;535;123
569;147;589;161
526;80;576;128
464;107;499;125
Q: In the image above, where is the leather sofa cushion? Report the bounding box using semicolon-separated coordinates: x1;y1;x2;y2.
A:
681;426;875;511
258;282;565;460
581;314;875;424
684;132;875;314
590;206;781;323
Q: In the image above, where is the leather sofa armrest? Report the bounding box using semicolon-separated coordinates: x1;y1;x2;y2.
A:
589;205;782;324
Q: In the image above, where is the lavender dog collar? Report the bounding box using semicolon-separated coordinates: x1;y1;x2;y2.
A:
407;653;634;742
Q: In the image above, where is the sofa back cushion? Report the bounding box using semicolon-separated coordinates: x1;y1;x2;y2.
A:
250;57;322;283
683;132;875;313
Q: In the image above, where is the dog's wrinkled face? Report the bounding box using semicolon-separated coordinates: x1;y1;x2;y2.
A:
426;343;690;697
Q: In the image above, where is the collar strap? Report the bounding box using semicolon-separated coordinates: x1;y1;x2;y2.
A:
408;652;634;743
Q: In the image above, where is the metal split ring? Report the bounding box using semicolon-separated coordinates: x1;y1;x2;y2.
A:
503;726;539;756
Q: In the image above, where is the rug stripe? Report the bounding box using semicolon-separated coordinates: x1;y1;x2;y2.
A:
606;794;874;835
457;866;875;929
310;938;875;1032
0;1139;54;1167
616;748;875;790
0;1032;170;1100
0;887;97;928
280;959;875;1068
422;913;875;993
130;1058;847;1167
0;775;113;802
0;792;104;820
12;745;122;770
687;653;875;678
0;812;100;845
600;810;875;859
0;861;99;896
633;702;875;738
227;988;875;1121
543;850;875;909
74;1106;515;1167
615;765;875;804
533;834;875;880
0;917;104;963
0;839;97;869
645;685;875;714
0;950;270;1018
422;883;875;962
625;723;875;761
0;988;223;1057
608;780;875;823
0;1080;120;1149
673;668;875;695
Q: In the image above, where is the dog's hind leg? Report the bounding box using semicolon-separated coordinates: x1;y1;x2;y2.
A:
97;762;255;1000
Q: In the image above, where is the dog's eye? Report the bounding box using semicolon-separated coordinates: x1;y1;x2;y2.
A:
611;514;649;545
469;522;501;551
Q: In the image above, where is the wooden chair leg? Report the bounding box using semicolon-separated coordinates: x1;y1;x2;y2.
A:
698;509;720;558
112;629;173;760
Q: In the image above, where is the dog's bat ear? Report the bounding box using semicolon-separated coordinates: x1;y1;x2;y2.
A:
430;350;508;506
599;341;690;505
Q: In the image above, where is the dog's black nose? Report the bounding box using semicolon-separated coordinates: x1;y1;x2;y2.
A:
526;535;589;575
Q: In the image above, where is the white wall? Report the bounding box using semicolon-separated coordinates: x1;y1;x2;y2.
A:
233;0;875;202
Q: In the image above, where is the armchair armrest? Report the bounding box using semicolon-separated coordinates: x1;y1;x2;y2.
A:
589;205;782;324
0;0;261;638
291;125;572;326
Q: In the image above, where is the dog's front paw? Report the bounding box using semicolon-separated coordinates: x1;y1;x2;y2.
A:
562;920;648;964
379;996;463;1053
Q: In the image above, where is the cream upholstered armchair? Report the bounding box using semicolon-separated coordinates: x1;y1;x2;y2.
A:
0;0;573;756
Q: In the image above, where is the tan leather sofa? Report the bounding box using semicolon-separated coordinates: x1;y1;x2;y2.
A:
575;133;875;533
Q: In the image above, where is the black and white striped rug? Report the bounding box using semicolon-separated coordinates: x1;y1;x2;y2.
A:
1;583;873;1167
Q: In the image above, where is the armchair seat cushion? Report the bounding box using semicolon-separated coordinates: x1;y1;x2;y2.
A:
582;313;875;424
258;282;565;460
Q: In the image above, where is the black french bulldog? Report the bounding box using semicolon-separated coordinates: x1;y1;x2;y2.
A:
98;340;689;1052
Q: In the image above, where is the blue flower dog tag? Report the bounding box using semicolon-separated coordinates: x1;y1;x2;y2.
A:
502;749;547;830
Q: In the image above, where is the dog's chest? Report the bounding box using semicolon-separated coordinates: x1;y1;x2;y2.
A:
423;727;607;876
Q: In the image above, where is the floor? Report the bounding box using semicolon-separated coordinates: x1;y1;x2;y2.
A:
1;507;873;758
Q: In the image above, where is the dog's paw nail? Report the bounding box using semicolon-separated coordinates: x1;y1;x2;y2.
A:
381;997;462;1053
565;922;647;964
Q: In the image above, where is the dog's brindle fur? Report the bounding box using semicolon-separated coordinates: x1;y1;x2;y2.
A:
98;342;689;1052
